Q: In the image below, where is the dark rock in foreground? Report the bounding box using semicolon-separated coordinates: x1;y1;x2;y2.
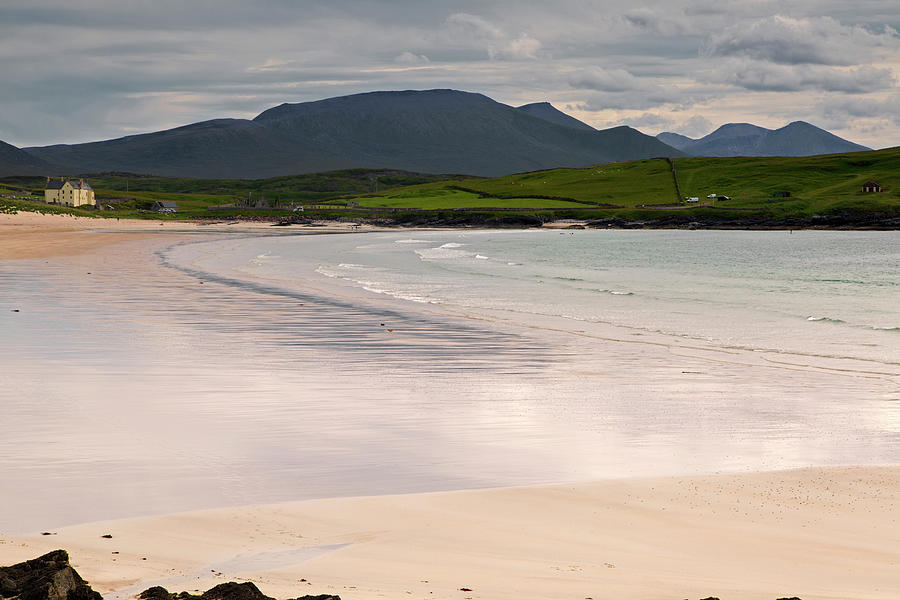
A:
139;583;339;600
0;550;102;600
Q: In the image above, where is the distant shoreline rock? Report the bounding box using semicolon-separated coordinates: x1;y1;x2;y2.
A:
138;582;339;600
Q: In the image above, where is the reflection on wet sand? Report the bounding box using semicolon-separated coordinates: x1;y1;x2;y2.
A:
1;233;897;534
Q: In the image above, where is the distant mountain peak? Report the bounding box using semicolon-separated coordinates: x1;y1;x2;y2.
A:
656;120;868;157
515;102;595;131
255;88;497;122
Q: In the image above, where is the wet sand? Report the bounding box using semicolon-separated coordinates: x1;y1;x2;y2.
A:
2;212;898;599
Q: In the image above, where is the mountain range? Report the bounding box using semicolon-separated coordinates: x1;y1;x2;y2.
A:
7;90;679;179
0;89;874;179
657;122;870;157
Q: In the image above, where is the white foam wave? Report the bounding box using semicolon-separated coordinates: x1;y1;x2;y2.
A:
415;248;474;261
475;255;489;260
249;252;279;266
394;239;430;244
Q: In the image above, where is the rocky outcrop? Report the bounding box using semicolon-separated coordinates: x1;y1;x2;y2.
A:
138;583;339;600
0;550;102;600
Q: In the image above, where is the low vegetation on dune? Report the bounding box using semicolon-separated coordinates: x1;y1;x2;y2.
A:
1;149;899;227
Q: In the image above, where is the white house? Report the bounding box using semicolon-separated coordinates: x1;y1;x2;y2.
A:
45;178;95;207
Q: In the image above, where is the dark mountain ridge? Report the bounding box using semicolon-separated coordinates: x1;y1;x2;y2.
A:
22;89;681;178
0;139;56;177
658;121;870;157
514;102;596;131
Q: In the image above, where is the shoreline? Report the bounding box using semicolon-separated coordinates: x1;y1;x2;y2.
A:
2;466;898;600
3;212;898;599
0;212;387;260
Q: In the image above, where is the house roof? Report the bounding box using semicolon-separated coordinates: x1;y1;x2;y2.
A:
863;180;881;186
154;201;179;208
44;179;93;190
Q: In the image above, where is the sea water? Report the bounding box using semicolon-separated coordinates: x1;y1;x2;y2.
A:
185;229;900;365
1;230;898;533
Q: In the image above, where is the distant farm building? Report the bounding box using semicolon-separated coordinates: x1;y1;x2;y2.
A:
152;201;178;213
685;196;700;203
44;178;95;207
862;181;882;193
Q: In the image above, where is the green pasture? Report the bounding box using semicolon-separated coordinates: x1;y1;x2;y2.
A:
449;159;680;207
673;149;900;212
352;188;594;209
361;150;900;218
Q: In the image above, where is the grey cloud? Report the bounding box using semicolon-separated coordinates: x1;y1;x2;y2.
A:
576;88;708;112
443;12;542;60
619;112;674;131
821;95;900;123
621;9;689;36
568;67;646;92
703;15;899;65
721;62;895;93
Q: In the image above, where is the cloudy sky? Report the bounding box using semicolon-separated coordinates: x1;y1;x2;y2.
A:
2;0;899;148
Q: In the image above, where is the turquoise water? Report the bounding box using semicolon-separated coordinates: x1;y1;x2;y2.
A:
189;229;900;365
1;230;898;533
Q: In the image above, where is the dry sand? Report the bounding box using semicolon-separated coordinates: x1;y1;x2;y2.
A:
2;467;897;600
2;212;898;600
0;212;374;259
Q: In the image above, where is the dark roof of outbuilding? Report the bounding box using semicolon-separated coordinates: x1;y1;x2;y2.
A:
863;180;881;186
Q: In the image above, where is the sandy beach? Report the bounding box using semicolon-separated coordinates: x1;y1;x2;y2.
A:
2;213;898;600
2;467;898;600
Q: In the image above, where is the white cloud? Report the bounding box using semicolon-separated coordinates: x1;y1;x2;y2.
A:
490;34;541;60
394;52;430;65
677;114;715;137
445;12;503;41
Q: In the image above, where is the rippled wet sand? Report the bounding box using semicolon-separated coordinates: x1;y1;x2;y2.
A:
2;233;897;533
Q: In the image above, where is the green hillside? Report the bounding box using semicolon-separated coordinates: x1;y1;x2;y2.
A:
357;149;900;222
3;149;899;227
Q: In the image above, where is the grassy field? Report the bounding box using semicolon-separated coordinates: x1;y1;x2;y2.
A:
444;159;680;206
356;149;900;221
2;149;898;225
351;188;597;209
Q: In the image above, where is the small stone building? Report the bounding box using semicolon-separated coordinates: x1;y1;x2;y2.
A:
44;178;95;207
862;180;882;193
151;200;178;213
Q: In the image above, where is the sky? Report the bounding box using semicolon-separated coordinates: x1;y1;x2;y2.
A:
2;0;900;149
